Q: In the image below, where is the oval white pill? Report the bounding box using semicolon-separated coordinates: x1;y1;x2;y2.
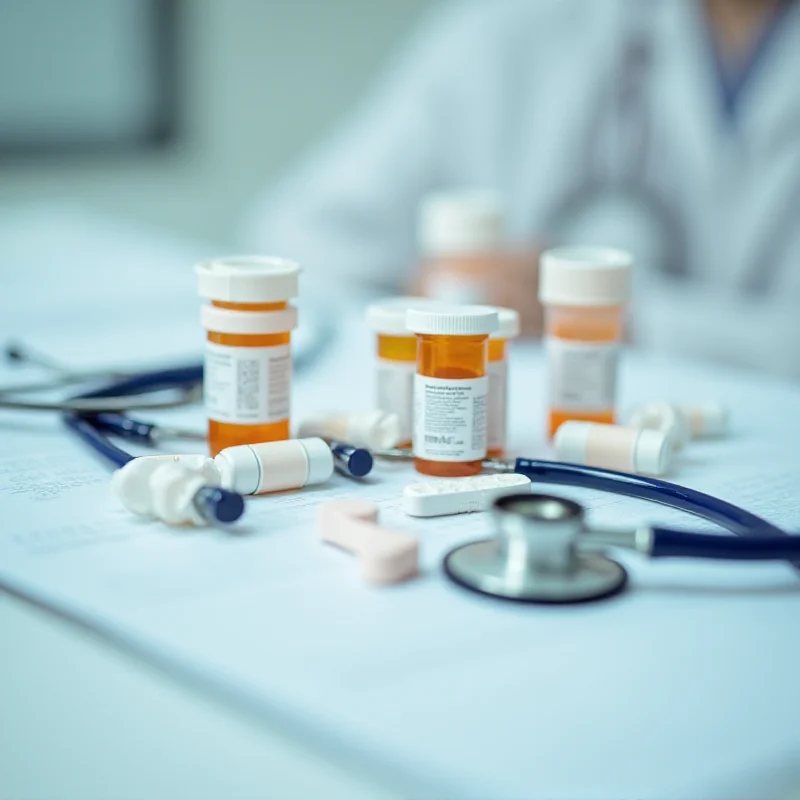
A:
402;473;532;517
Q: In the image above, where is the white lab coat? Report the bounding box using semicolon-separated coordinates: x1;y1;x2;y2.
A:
241;0;800;378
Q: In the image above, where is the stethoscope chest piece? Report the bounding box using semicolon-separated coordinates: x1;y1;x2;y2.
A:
443;494;628;604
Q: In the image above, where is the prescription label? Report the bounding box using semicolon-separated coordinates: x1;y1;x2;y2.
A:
546;337;619;410
487;359;507;450
376;358;416;442
413;375;488;461
204;343;291;424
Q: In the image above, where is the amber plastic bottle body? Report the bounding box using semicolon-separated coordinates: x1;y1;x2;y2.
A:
376;334;416;448
486;338;508;457
545;304;624;439
413;334;488;477
207;300;290;457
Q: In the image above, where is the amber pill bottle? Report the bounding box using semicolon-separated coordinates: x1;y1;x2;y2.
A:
406;305;499;477
195;256;299;457
538;247;632;439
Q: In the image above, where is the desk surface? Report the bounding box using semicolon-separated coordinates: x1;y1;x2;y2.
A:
2;205;800;800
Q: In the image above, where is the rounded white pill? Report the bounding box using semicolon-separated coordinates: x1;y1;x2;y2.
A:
402;473;532;517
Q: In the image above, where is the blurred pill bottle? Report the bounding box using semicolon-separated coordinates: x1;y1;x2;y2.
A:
414;190;541;335
538;247;633;439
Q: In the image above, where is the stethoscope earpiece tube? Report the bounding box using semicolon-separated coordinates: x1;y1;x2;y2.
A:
443;489;800;606
64;414;133;469
650;528;800;561
513;458;788;539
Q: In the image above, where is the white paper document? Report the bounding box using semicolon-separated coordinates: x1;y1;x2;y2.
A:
2;363;800;800
2;205;800;798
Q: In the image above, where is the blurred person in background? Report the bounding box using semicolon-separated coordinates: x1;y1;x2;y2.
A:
242;0;800;377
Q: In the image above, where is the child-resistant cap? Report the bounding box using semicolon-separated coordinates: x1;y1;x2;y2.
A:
490;308;521;340
366;297;443;336
406;305;500;336
195;255;300;303
538;247;633;307
632;429;672;476
418;190;506;256
200;304;298;335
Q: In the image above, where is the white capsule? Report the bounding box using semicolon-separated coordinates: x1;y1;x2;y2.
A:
214;437;333;495
626;402;691;450
296;411;402;450
402;473;532;517
555;421;672;476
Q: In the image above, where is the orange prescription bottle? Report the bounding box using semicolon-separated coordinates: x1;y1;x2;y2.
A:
195;256;299;457
417;190;506;304
366;296;441;447
487;308;520;458
406;305;499;477
538;247;633;439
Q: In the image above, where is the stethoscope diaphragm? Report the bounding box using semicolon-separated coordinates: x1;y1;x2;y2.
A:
443;494;628;604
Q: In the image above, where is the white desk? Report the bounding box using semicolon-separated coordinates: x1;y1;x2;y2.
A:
2;205;800;800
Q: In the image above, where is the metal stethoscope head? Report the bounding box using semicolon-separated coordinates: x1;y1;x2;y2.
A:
444;493;631;604
444;490;800;604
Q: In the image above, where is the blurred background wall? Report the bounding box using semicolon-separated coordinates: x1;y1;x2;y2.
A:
0;0;436;245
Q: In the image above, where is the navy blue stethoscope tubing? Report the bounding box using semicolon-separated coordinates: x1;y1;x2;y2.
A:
515;459;785;537
514;458;800;566
80;364;202;400
64;414;132;469
62;364;204;469
60;365;799;563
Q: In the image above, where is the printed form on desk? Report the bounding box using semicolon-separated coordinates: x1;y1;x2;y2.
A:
2;353;800;800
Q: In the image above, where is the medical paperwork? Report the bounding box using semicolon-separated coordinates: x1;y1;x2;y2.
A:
2;205;800;800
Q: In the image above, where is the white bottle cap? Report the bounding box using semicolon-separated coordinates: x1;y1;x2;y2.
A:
214;446;261;495
626;402;690;450
406;305;499;336
347;410;402;450
552;422;591;465
633;429;672;477
195;255;300;303
365;297;442;336
200;304;298;335
298;437;335;485
296;411;403;450
678;402;729;438
418;190;506;256
538;247;633;307
490;308;520;340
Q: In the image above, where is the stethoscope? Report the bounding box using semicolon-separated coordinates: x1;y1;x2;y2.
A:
371;448;800;603
3;341;799;602
0;326;334;525
443;493;800;604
